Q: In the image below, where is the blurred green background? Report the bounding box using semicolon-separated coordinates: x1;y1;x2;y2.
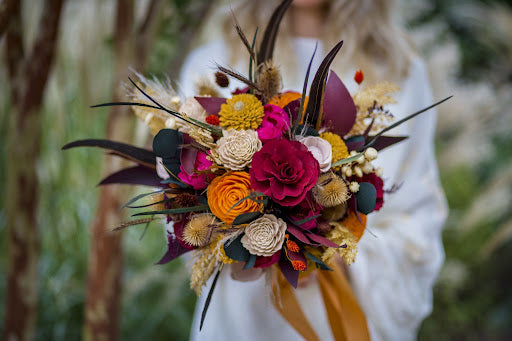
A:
1;0;511;340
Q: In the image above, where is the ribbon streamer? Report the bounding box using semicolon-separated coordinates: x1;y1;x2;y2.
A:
272;263;370;341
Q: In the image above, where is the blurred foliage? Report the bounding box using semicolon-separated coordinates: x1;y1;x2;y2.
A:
409;0;512;83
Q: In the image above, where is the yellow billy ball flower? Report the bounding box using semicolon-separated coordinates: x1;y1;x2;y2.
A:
320;132;349;171
219;94;264;130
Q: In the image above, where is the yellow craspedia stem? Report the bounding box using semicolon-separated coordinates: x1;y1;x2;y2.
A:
320;132;349;171
219;94;264;130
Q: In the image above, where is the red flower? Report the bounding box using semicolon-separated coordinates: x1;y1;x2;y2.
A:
254;250;281;268
250;139;320;206
288;192;323;230
206;115;220;125
354;69;364;84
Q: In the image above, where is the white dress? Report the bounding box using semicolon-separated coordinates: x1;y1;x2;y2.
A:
178;37;448;341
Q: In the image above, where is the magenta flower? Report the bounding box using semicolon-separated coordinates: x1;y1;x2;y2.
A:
178;151;214;189
250;139;320;206
256;104;290;143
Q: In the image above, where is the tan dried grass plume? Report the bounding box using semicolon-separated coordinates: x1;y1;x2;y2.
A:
256;61;282;103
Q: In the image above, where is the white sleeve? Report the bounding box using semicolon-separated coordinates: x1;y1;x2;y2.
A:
349;58;448;341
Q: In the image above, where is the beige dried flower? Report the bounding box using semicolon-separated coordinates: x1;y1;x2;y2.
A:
130;74;180;135
176;97;208;134
189;246;218;295
321;222;358;265
241;214;287;257
349;81;400;136
183;214;218;247
312;173;349;207
215;129;262;170
195;77;221;97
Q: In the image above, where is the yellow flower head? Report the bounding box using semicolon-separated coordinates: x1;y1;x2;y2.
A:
219;94;264;130
320;132;349;170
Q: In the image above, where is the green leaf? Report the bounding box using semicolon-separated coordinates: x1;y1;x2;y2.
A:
356;182;377;214
223;234;250;262
243;254;257;269
232;211;262;226
305;251;333;271
131;204;209;216
200;265;223;331
331;152;364;168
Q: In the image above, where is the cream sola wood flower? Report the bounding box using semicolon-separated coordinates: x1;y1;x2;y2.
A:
215;129;262;170
241;214;287;257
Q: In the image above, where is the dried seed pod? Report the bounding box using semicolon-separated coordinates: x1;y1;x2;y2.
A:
215;71;230;88
313;173;349;207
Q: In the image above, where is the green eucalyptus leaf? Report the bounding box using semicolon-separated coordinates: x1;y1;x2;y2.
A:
356;182;377;214
243;254;257;269
223;234;250;262
232;211;262;226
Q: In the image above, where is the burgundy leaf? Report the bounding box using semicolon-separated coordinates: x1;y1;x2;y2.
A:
287;225;318;245
180;133;198;175
365;135;408;152
194;97;226;116
62;139;156;168
283;98;301;125
345;135;365;151
156;232;190;265
98;165;163;187
306;232;340;248
278;258;299;289
322;71;357;136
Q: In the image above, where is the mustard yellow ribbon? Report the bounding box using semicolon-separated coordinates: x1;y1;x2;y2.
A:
272;264;370;341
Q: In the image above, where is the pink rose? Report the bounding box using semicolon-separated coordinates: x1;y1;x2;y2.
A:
178;152;214;189
249;139;320;206
256;104;290;143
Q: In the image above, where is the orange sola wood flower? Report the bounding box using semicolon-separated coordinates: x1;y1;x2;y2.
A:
207;171;262;225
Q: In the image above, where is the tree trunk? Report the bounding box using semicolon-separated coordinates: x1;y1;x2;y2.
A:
3;1;65;340
83;1;134;340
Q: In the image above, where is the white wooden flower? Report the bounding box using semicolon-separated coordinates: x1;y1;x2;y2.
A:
241;214;287;257
216;129;262;170
296;135;333;172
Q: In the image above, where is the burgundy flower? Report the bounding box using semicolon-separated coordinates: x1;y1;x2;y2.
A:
289;192;323;230
349;172;384;211
256;104;290;143
250;139;320;206
254;250;281;268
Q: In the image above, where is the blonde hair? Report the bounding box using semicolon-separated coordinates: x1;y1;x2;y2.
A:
215;0;416;84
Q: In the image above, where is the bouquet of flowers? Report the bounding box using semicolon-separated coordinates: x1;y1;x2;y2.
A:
64;0;449;332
